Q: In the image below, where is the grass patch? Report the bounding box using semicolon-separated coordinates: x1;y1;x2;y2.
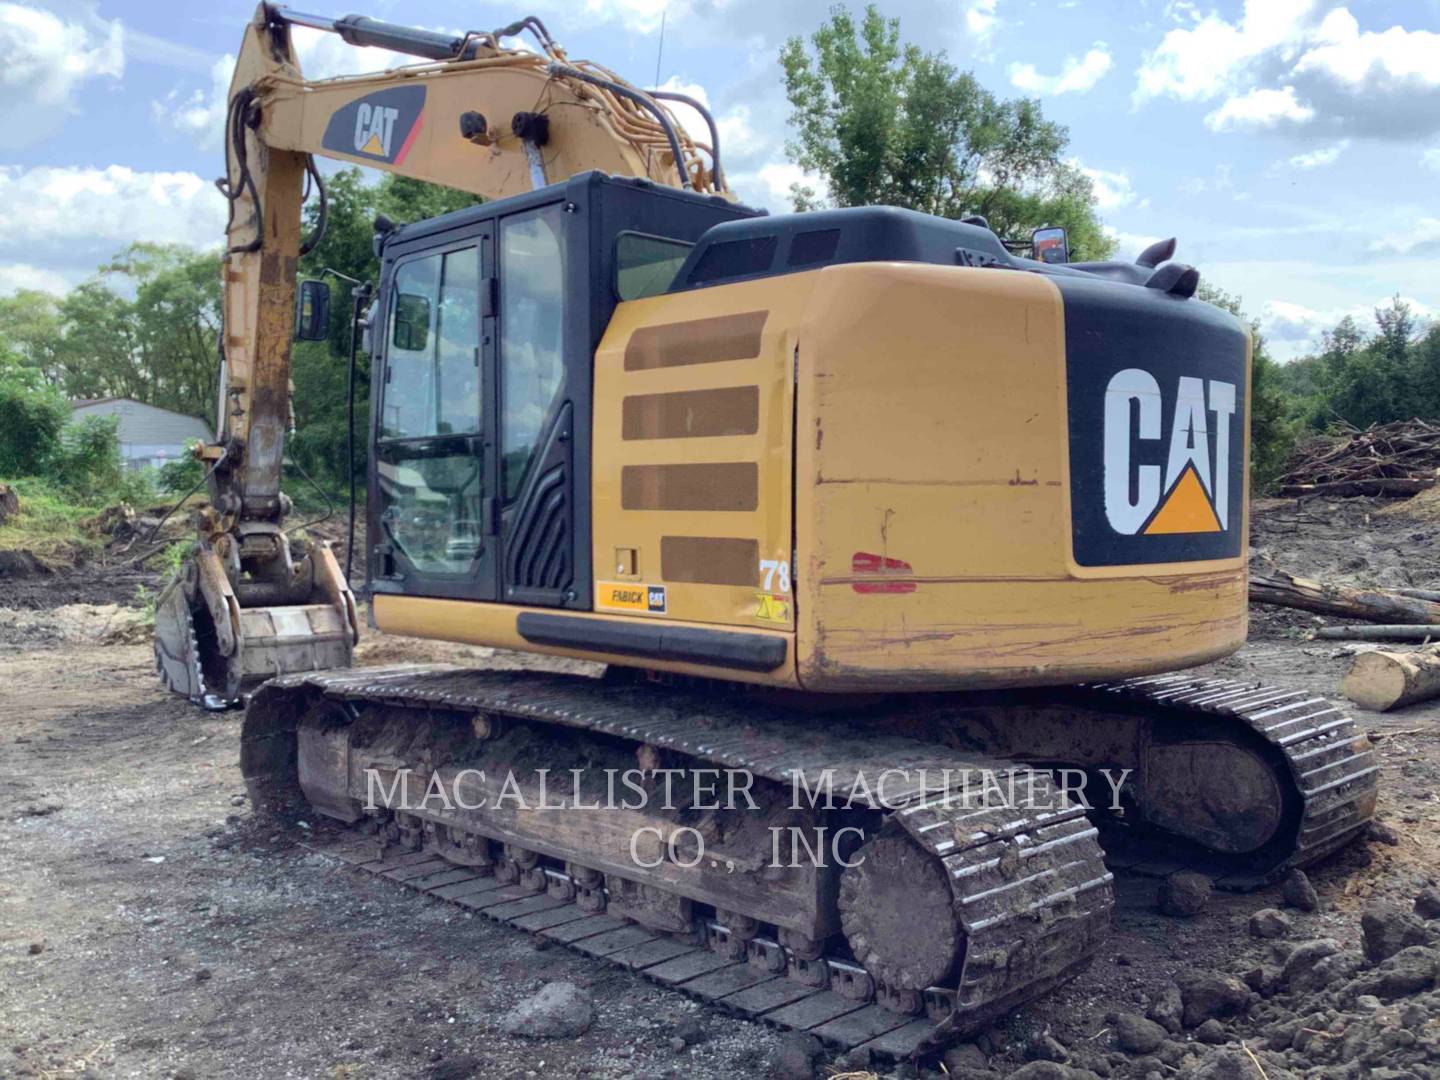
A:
0;477;108;564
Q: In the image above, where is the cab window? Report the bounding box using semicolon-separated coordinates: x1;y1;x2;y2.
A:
381;248;480;439
499;205;566;499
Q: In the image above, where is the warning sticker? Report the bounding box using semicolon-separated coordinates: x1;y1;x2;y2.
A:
754;593;791;623
597;582;667;614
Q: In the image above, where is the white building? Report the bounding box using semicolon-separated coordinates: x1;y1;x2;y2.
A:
69;398;214;472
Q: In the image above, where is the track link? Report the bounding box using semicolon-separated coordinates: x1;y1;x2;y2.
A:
1076;674;1379;888
245;665;1114;1058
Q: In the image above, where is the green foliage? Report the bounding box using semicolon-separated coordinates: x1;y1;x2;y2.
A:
1267;298;1436;439
8;245;224;423
0;359;68;475
133;583;158;622
145;540;192;576
780;5;1113;258
157;444;206;496
116;467;158;508
51;414;123;501
0;476;105;560
0;290;64;380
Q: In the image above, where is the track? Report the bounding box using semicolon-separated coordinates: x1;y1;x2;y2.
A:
242;665;1375;1059
244;665;1114;1058
1073;674;1379;887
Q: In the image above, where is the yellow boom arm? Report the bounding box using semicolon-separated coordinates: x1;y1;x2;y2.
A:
154;3;727;706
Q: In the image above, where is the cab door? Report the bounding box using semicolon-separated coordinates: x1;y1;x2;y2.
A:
370;230;499;601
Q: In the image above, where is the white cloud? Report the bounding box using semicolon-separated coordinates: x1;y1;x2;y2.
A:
152;54;235;150
749;162;815;210
1371;218;1440;257
1008;44;1112;96
653;76;712;144
1072;160;1135;210
1134;0;1316;104
1288;140;1347;168
962;0;1000;44
1136;2;1440;138
1295;9;1439;88
0;166;226;249
1179;162;1234;197
291;25;430;79
1201;257;1438;359
0;166;227;301
581;0;672;34
0;2;124;150
1102;225;1165;262
1205;86;1315;131
0;263;70;296
1262;295;1434;351
1424;148;1440;171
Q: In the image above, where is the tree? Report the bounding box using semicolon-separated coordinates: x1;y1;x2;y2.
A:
26;245;225;422
780;5;1113;258
114;243;223;421
1314;304;1415;430
0;290;64;383
1410;322;1440;419
0;358;67;477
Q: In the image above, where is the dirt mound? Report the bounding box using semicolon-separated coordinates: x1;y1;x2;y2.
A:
0;548;52;578
0;603;151;647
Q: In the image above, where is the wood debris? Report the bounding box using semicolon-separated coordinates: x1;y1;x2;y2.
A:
1278;419;1440;497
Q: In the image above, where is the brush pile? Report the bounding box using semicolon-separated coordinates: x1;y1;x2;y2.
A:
1279;420;1440;497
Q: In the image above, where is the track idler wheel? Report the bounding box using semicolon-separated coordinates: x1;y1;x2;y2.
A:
838;828;963;991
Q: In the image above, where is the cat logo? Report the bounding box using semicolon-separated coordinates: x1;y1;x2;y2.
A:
320;86;426;167
354;103;399;156
1103;370;1237;537
1064;290;1247;568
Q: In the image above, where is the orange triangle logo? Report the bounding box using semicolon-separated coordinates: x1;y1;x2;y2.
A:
1143;462;1223;534
360;133;385;156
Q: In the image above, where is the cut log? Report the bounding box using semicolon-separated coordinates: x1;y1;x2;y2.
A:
1315;625;1440;642
1342;643;1440;710
1250;565;1440;624
1396;588;1440;603
0;483;18;524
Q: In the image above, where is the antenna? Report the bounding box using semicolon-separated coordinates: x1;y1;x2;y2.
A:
654;6;666;86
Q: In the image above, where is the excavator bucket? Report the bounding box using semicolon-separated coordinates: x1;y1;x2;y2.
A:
154;538;357;710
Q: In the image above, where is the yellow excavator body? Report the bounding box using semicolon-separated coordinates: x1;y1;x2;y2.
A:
375;260;1250;692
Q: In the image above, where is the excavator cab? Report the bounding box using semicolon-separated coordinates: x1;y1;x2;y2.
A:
366;173;753;610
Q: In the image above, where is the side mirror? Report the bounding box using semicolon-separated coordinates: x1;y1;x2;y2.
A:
295;279;331;341
1032;226;1069;265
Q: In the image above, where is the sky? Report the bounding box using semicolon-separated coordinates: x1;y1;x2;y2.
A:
0;0;1437;360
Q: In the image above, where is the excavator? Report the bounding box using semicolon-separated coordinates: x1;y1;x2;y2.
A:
152;3;1380;1059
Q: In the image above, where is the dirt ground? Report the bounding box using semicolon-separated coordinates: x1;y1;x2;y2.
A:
3;497;1440;1079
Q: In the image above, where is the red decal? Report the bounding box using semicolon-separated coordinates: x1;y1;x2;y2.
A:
394;110;425;166
851;551;916;594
